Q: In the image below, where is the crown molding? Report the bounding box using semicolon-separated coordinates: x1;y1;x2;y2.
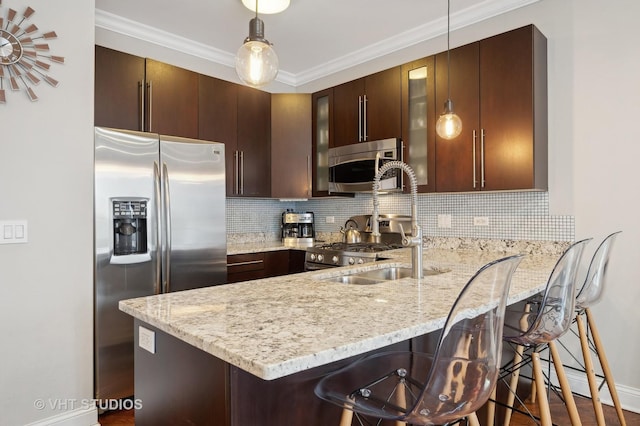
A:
295;0;542;85
96;0;540;88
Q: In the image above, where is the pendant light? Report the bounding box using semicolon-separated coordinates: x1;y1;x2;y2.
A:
235;0;279;87
435;0;463;140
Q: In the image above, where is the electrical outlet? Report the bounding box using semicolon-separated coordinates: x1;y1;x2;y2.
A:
473;216;489;226
325;216;335;223
139;326;155;354
437;214;452;228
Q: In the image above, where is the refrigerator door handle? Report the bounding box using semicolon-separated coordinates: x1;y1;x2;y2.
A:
162;162;172;293
153;161;162;294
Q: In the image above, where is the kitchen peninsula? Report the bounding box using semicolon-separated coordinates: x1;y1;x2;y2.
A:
119;246;562;425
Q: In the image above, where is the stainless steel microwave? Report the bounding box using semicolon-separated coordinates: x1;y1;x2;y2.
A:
328;138;403;193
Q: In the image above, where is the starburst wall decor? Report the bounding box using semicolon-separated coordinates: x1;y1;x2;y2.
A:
0;0;63;103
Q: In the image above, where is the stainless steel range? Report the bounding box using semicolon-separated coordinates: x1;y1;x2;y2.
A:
304;214;410;270
305;241;404;270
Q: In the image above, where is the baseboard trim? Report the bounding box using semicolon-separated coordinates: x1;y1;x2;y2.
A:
24;406;98;426
541;361;640;415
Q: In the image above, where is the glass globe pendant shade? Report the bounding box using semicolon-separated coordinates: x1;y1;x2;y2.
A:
235;16;279;87
436;99;463;140
236;40;279;87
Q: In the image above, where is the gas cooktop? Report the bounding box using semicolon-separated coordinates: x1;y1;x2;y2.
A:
305;241;404;269
313;242;404;253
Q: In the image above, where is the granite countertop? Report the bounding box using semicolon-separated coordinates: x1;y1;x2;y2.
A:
119;248;559;381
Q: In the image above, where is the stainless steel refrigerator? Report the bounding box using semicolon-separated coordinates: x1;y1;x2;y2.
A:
94;127;227;400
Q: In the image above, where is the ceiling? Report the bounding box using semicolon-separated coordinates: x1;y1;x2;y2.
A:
95;0;540;87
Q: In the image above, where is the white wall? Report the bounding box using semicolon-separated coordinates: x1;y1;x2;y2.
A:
0;0;97;425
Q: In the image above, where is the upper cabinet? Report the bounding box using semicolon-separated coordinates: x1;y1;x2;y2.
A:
401;57;436;193
333;67;402;146
271;94;312;199
311;89;333;197
200;83;271;198
145;59;199;139
95;47;198;139
198;75;239;196
95;46;145;131
435;25;548;192
235;85;271;197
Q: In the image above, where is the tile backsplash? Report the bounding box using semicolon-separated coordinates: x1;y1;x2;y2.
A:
226;191;574;242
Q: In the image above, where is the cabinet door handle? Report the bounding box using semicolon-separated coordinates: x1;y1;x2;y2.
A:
138;80;145;132
481;129;486;188
363;94;368;141
239;150;244;195
147;80;153;132
226;260;264;267
307;155;312;197
234;150;239;194
472;129;477;189
358;95;363;142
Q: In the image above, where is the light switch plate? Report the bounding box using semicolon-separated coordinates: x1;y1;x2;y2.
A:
0;220;28;244
139;326;155;354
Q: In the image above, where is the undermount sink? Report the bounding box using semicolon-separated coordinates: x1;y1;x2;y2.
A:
319;266;450;285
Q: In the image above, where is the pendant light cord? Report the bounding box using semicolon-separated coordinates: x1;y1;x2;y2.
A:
446;0;451;101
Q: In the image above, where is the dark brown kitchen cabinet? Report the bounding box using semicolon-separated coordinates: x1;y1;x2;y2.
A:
233;85;271;197
198;75;239;196
95;46;145;131
145;59;199;139
333;66;402;146
226;250;301;284
401;57;436;193
311;89;333;197
95;47;199;139
435;25;548;192
434;42;480;192
271;94;312;199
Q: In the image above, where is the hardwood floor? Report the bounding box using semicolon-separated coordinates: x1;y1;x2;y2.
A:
99;393;640;425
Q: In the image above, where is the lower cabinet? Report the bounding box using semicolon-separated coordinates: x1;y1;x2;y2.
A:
226;250;306;284
134;319;409;426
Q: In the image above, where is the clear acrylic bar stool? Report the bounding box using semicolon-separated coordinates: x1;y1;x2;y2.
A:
499;238;591;426
314;254;524;426
571;231;625;425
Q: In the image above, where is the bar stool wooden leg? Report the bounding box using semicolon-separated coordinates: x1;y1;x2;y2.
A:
503;343;525;426
486;386;496;426
467;411;480;426
548;340;582;425
339;408;353;426
586;308;627;426
394;378;407;426
577;313;607;426
532;351;552;426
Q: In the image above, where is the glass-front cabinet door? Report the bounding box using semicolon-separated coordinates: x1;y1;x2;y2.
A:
312;88;333;197
401;57;436;192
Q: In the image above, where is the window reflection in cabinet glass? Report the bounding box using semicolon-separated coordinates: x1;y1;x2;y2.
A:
315;95;329;192
408;66;428;186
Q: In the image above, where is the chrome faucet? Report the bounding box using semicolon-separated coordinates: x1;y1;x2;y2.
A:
371;161;423;279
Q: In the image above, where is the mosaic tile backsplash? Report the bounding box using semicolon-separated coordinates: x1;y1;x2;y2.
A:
226;191;574;242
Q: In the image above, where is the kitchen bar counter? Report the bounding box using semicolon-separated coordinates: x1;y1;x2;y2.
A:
119;248;558;381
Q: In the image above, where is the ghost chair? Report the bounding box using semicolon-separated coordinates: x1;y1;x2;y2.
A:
315;254;524;426
499;238;591;426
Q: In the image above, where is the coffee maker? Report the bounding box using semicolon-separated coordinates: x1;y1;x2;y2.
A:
281;210;315;247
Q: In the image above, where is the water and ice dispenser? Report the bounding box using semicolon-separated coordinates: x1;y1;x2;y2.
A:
112;200;148;256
